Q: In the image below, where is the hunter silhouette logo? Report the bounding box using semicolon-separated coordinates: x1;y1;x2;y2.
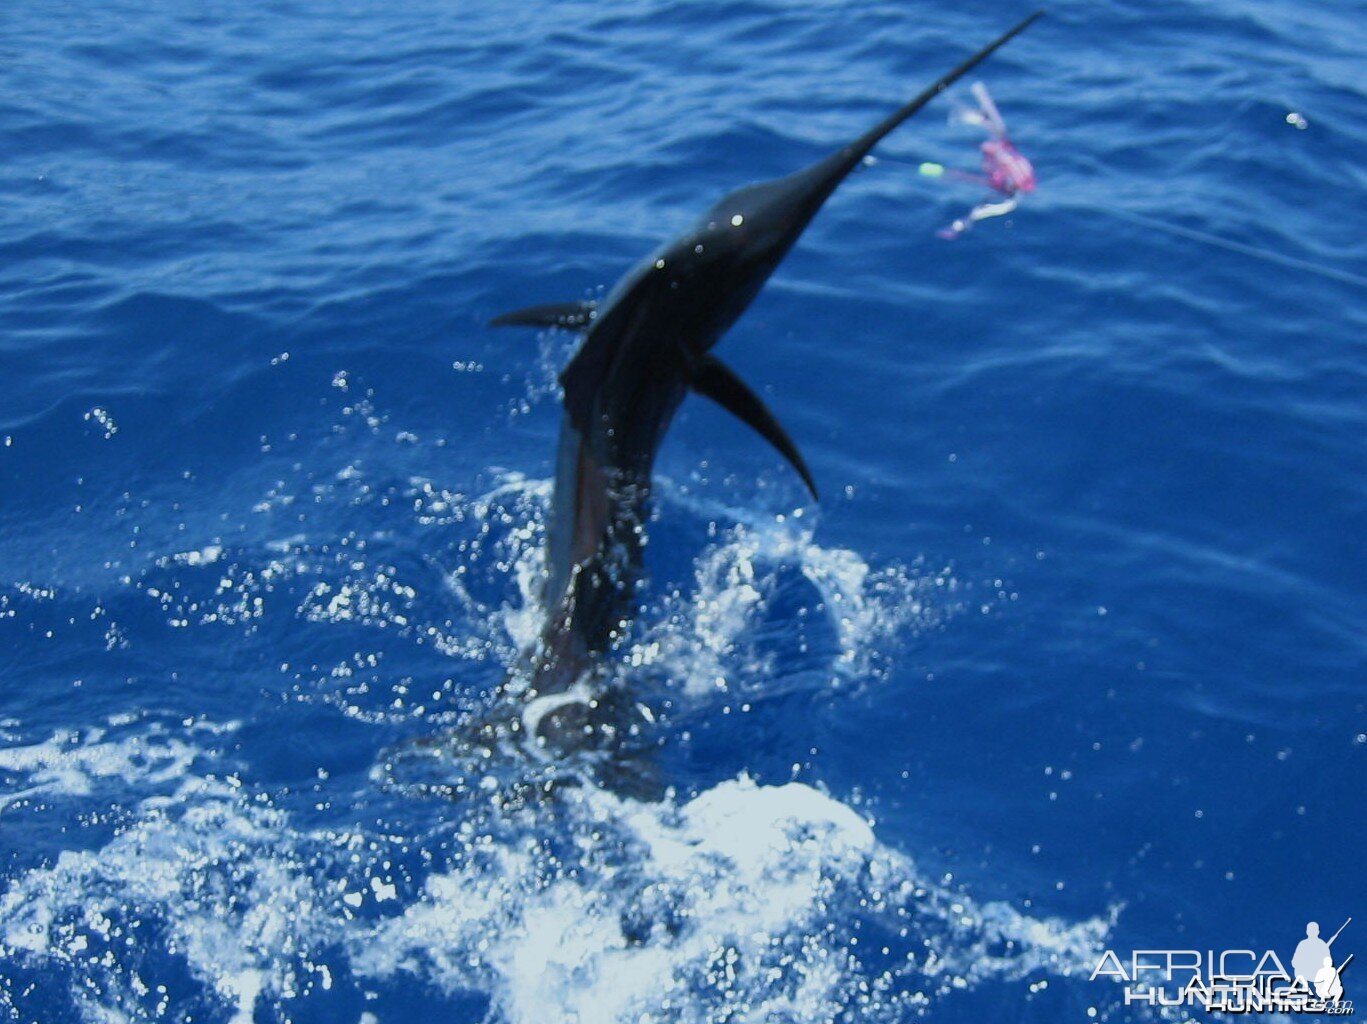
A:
1089;915;1354;1014
1293;919;1352;1005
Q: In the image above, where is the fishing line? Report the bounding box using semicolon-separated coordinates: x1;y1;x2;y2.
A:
1078;204;1367;291
873;153;1367;291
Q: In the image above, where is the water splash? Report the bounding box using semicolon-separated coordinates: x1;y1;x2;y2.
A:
0;715;236;813
354;776;1108;1024
631;516;959;699
0;470;1105;1024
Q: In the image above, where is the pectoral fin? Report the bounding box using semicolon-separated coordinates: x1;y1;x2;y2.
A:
490;301;597;330
693;354;818;501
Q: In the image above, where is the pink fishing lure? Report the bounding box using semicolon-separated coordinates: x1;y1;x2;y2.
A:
937;83;1035;239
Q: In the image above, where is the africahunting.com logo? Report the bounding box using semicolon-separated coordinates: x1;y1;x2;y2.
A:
1090;917;1354;1014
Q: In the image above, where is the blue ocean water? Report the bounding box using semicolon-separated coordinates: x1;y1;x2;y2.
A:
1;1;1364;1021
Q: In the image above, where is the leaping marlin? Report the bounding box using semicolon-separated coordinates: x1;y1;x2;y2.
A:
490;14;1041;772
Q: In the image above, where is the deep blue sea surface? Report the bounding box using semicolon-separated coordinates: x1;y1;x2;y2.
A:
1;1;1364;1021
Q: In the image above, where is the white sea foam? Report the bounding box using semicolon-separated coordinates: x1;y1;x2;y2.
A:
353;776;1109;1024
0;672;1106;1024
0;771;339;1024
5;727;1107;1023
165;544;225;567
0;717;236;811
433;471;957;705
0;472;1100;1023
632;518;957;696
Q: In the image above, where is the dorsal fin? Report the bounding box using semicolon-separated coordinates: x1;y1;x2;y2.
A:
692;354;818;501
490;301;597;330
